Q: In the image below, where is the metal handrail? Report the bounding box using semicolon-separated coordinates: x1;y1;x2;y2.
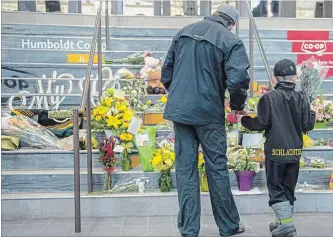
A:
73;0;110;233
244;1;274;90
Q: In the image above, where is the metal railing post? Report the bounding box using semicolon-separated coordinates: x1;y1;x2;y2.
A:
249;1;254;97
73;108;81;233
98;18;103;97
86;85;93;193
105;0;110;50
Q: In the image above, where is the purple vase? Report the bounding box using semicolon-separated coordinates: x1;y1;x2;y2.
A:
235;171;256;191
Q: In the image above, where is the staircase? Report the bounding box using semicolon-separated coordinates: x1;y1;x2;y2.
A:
1;12;333;220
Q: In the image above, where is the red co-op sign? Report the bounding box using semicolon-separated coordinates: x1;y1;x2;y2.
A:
287;31;333;77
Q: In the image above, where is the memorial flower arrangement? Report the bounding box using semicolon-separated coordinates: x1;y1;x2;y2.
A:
98;137;118;191
92;89;136;171
198;152;209;192
298;56;329;103
92;89;135;133
105;52;151;65
123;79;152;113
151;145;175;192
312;96;333;123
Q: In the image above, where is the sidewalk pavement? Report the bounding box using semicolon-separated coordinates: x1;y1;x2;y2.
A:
2;213;333;237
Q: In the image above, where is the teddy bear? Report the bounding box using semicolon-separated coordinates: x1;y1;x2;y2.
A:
140;55;166;94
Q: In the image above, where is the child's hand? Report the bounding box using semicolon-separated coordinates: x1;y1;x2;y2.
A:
232;110;248;116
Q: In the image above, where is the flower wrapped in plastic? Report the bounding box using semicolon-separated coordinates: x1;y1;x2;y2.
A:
109;177;150;193
5;115;60;149
298;56;329;103
105;52;151;65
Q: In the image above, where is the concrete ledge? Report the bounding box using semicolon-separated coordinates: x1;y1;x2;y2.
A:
2;191;333;220
1;169;332;193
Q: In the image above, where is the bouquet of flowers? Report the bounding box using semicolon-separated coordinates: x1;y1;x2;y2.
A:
92;89;136;134
99;137;118;191
99;137;118;173
151;145;175;192
5;115;60;149
312;96;333;123
298;57;329;103
123;79;152;113
105;52;151;65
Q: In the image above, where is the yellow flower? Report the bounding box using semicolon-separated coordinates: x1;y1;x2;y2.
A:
123;110;133;121
122;122;130;129
116;102;128;112
93;108;100;116
120;133;133;142
95;115;102;121
106;115;121;129
152;155;162;167
99;107;109;116
160;95;168;103
105;97;112;107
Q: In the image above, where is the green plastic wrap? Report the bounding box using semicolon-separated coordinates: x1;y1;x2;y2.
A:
136;127;157;172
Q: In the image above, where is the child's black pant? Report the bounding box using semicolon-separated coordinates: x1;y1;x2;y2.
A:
265;158;300;207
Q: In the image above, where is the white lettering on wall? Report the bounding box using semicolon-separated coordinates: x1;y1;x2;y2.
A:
7;67;121;110
21;39;106;50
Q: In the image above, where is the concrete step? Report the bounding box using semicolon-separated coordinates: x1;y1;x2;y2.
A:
4;48;330;66
1;168;332;193
2;189;333;220
4;34;324;52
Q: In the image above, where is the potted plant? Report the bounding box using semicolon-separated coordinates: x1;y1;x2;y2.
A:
232;147;260;191
98;137;118;191
151;145;175;192
198;152;209;192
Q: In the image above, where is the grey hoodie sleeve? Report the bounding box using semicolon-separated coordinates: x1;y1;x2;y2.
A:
224;40;250;111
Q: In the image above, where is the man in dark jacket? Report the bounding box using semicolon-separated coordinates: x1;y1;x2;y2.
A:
161;4;250;237
241;59;316;237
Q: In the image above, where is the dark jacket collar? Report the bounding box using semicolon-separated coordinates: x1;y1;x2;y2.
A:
274;81;296;91
204;15;228;28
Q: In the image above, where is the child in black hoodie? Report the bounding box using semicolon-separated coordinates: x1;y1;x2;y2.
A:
241;59;316;237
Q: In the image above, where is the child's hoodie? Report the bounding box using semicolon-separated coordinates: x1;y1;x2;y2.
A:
241;81;316;164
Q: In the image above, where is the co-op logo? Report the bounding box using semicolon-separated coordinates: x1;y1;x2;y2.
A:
301;42;327;55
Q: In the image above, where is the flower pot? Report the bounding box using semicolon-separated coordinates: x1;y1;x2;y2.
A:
95;131;106;147
235;171;256;191
103;169;114;191
122;149;131;171
314;122;327;129
199;171;209;192
159;170;172;192
242;133;264;148
144;112;165;125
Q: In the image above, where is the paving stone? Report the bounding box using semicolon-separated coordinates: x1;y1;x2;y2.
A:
119;226;147;236
123;216;147;227
1;224;22;237
93;217;124;237
65;218;100;237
